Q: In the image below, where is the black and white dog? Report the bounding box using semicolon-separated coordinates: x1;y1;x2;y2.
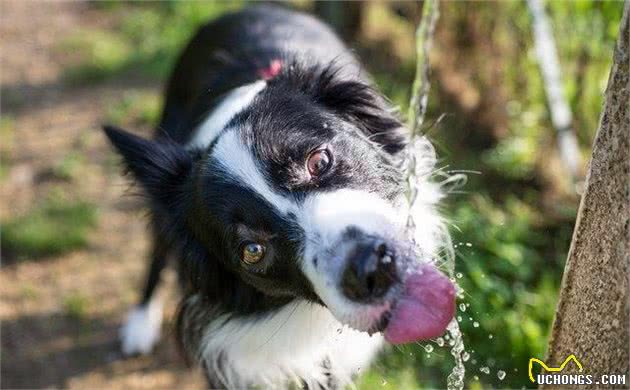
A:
104;5;455;389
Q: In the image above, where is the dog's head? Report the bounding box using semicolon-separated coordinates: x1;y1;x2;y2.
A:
105;65;455;344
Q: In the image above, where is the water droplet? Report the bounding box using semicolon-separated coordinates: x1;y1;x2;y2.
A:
471;359;477;365
473;375;479;381
456;272;463;279
469;317;473;321
436;337;445;347
459;303;466;312
426;354;431;359
488;334;493;339
381;379;388;386
498;370;506;380
465;243;472;247
480;367;490;374
462;352;470;362
473;322;479;328
424;345;434;353
457;316;462;322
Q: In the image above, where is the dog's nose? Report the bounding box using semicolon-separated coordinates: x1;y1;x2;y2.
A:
341;241;397;302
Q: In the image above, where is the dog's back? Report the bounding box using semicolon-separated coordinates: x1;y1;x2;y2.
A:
159;5;361;144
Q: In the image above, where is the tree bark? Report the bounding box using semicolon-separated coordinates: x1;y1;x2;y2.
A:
543;3;629;388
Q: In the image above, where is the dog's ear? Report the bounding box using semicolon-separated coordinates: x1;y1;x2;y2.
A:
311;68;407;155
103;125;194;208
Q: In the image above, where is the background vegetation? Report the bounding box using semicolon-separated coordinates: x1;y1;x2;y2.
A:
1;1;623;389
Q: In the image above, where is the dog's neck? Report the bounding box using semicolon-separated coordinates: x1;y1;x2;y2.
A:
181;296;383;388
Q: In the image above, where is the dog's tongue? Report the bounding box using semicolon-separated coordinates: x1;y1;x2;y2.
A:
384;265;456;344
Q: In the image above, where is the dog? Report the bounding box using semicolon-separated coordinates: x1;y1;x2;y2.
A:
104;5;455;389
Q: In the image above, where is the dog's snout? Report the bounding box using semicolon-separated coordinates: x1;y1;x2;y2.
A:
341;241;397;302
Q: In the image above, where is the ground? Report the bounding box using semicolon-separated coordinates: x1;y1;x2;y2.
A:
0;2;204;388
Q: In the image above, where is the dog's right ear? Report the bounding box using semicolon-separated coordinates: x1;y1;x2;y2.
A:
103;125;194;208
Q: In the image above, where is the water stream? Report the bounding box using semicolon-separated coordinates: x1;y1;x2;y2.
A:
404;136;468;390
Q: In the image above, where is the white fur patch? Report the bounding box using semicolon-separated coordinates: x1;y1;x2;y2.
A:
188;80;267;149
212;130;297;215
198;299;383;389
120;300;163;355
298;189;405;331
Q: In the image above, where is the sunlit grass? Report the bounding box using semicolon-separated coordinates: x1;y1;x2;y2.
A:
2;198;98;259
59;29;133;84
64;293;90;320
105;90;161;128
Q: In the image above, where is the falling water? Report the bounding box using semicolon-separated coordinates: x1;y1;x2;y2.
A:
405;1;468;388
404;136;468;390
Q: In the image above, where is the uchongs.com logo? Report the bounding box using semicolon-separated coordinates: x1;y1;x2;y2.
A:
528;354;627;386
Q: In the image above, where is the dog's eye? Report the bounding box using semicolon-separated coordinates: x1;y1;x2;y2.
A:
307;148;332;177
242;242;265;264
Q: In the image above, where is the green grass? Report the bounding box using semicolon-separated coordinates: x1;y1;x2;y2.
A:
0;115;15;180
105;90;161;128
59;29;134;84
51;152;85;181
64;293;90;320
60;2;243;84
2;199;98;259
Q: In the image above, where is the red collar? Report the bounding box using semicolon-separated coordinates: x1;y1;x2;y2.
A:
257;59;282;80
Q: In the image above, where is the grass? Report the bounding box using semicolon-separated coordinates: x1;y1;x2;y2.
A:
0;115;15;180
59;29;133;84
2;198;98;259
59;2;243;84
64;293;90;320
105;90;161;128
51;152;85;182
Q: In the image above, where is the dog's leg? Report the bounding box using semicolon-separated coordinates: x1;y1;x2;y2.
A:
120;224;169;356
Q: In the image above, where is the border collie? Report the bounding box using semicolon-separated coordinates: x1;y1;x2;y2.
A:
104;5;455;389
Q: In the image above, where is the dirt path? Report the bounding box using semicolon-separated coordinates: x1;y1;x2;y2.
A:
1;2;204;388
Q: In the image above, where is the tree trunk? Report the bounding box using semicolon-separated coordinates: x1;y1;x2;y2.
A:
543;3;629;389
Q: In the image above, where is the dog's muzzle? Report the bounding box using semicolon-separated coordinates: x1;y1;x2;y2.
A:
341;238;398;302
338;231;456;344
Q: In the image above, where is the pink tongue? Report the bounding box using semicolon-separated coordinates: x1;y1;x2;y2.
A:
384;265;456;344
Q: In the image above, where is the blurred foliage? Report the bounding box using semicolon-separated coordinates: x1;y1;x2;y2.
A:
59;1;242;84
51;151;86;182
49;1;623;389
0;115;15;180
2;196;97;259
64;293;91;320
105;90;161;128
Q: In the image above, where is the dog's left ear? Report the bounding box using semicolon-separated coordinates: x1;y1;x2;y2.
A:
103;125;194;208
314;75;407;155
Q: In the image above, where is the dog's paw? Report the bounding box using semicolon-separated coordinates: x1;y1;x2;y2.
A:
120;301;163;356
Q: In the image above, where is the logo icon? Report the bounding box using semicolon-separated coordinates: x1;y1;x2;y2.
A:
528;354;583;383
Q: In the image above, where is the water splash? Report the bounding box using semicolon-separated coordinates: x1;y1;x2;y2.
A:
446;321;466;390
